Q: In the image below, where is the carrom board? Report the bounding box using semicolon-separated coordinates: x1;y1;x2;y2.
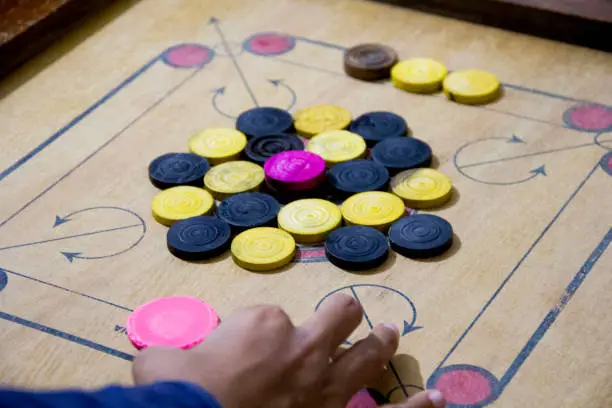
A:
0;0;611;407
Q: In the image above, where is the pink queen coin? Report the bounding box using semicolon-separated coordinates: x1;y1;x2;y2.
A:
264;151;326;191
126;296;219;350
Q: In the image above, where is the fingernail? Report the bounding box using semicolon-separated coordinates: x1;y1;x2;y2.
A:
383;323;399;335
428;390;445;408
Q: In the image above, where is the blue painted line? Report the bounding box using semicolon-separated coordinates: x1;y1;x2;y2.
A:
388;362;409;398
478;106;572;129
0;68;202;230
0;224;141;251
270;80;297;111
0;56;161;184
210;20;259;107
459;169;544;186
500;82;593;104
348;286;408;398
499;228;612;390
292;35;347;51
460;142;596;169
266;56;344;76
0;311;133;361
385;384;424;400
1;267;132;311
436;159;601;371
211;89;237;119
350;286;373;329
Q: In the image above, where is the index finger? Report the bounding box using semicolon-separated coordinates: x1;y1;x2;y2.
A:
299;293;364;353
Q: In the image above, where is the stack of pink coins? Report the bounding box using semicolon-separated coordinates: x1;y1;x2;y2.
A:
263;151;327;193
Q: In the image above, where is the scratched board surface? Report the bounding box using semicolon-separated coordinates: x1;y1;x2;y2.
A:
1;0;611;406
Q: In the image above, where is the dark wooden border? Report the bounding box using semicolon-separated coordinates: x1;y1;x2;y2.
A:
372;0;612;52
0;0;116;78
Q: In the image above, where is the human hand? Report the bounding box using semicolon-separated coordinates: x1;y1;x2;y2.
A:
132;293;445;408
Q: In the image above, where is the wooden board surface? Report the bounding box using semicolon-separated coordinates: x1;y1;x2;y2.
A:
0;0;115;78
375;0;612;52
1;0;611;406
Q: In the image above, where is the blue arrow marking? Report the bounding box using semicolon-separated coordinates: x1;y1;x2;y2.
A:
61;252;82;263
530;165;547;176
0;270;7;292
211;87;237;119
402;320;423;336
459;141;595;170
508;134;525;143
268;79;297;111
209;17;259;107
53;215;70;227
0;223;143;252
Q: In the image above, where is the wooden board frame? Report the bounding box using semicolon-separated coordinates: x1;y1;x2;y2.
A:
0;0;116;78
372;0;612;52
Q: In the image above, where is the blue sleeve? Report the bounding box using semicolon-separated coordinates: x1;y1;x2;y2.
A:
0;381;222;408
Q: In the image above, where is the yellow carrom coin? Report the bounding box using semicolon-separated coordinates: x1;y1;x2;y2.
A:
204;161;265;200
391;58;448;93
341;191;405;232
277;199;342;244
231;227;296;272
293;105;352;138
391;168;453;209
151;186;215;226
306;130;367;166
443;69;501;104
188;128;247;165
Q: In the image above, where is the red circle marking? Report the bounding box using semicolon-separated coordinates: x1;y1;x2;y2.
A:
435;368;492;406
126;296;219;350
246;33;294;56
569;105;612;131
165;44;212;68
346;389;378;408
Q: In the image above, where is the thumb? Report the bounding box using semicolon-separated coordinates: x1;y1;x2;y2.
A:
382;390;445;408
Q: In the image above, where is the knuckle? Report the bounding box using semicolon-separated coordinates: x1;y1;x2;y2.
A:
358;346;385;368
333;293;360;311
255;305;293;331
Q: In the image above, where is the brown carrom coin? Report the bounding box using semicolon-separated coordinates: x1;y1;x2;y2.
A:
343;43;399;81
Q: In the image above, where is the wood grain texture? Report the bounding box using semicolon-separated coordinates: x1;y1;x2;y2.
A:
373;0;612;51
0;0;116;78
0;0;611;406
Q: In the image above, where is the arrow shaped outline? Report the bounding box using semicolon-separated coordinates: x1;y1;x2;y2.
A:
211;87;237;119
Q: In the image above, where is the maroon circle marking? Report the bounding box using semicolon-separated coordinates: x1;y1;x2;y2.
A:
435;368;493;406
163;44;213;68
564;104;612;132
243;33;295;56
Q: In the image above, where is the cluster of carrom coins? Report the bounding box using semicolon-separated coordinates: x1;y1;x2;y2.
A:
344;43;501;104
127;45;467;407
148;104;455;273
